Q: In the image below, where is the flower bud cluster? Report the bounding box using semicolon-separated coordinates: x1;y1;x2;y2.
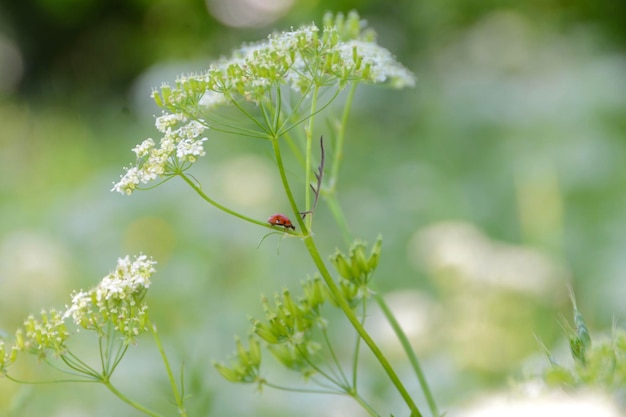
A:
19;309;69;359
214;337;261;384
216;278;330;382
0;339;18;372
150;11;413;113
330;236;382;305
252;281;329;345
0;255;156;371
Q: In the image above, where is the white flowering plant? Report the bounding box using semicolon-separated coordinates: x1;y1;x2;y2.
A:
0;11;440;417
0;255;182;417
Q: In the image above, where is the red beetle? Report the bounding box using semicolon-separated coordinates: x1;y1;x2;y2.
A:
267;213;295;230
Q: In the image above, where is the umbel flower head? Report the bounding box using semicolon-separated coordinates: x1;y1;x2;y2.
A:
0;255;156;371
63;254;156;344
112;11;415;195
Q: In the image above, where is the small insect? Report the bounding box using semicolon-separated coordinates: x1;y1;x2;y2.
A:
267;213;295;230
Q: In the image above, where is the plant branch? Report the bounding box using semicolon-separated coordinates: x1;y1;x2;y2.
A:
302;236;422;417
374;293;439;417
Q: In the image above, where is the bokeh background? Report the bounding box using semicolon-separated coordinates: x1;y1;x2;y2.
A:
1;0;625;416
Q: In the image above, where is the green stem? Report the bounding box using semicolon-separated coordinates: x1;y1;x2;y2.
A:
305;85;321;223
351;391;382;417
321;328;351;388
374;293;439;417
150;323;187;417
302;236;422;417
103;380;165;417
262;380;342;395
329;82;358;184
263;380;379;417
324;194;352;248
0;371;95;385
271;139;308;234
351;294;367;389
321;82;359;246
179;172;288;233
272;135;421;416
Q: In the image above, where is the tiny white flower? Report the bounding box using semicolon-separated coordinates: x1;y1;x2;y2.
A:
132;138;155;158
155;112;186;133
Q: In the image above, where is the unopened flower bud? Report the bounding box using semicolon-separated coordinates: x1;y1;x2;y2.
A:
251;319;281;344
248;336;261;367
330;251;353;281
351;241;369;279
214;362;244;383
368;235;383;271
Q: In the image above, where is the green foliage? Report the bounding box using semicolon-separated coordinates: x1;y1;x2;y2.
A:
540;294;626;403
215;238;388;402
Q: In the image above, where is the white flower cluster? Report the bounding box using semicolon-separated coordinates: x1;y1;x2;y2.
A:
112;113;207;195
0;255;156;373
113;11;415;195
0;255;156;369
63;254;156;343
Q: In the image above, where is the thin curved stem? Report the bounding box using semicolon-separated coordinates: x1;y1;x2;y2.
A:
329;82;358;185
61;352;100;379
229;96;272;135
263;379;379;417
178;172;294;234
323;193;352;246
0;370;98;385
351;391;382;417
262;380;343;395
276;88;342;137
293;343;344;388
351;294;368;389
103;380;165;417
374;293;439;417
150;323;187;417
108;343;129;377
305;85;320;221
321;82;359;245
320;328;351;388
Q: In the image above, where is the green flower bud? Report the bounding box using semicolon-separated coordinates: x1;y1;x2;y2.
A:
282;289;299;319
368;235;383;272
9;345;17;363
346;11;362;39
574;307;591;350
570;336;586;366
251;319;280;344
330;251;353;281
322;11;333;28
151;90;163;107
214;362;245;383
0;341;6;370
159;84;172;105
340;281;359;306
351;241;369;280
236;337;250;364
14;329;24;351
268;344;310;373
248;337;261;368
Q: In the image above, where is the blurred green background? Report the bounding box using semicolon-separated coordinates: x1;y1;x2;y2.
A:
1;0;625;416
